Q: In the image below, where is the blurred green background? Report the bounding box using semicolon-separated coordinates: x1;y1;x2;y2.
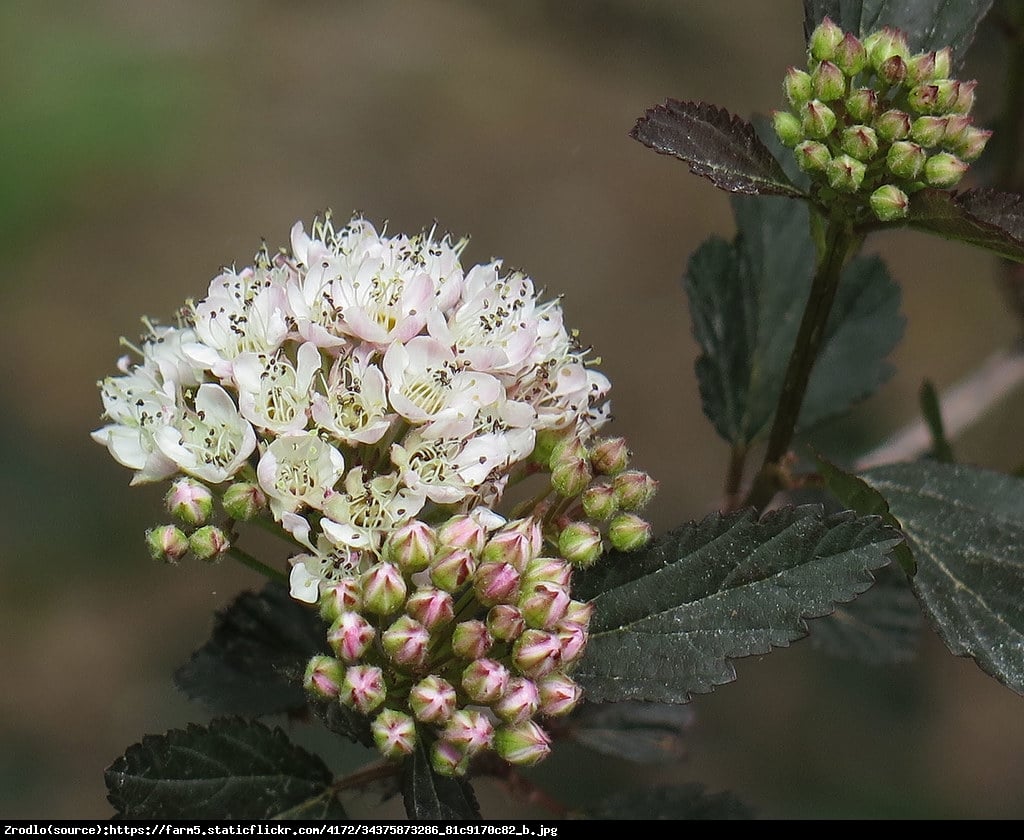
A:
3;0;1023;819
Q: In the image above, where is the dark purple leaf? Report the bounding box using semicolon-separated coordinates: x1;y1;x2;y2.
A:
904;187;1024;262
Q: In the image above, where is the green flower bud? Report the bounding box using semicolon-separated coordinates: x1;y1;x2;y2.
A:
784;66;813;106
443;709;494;756
462;658;510;704
811;60;846;102
581;481;618;520
319;579;361;624
911;115;948;147
869;185;910;221
773;110;804;148
907;84;940;115
360;561;407;615
925;152;968;187
384;519;436;573
933;47;952;80
809;16;844;62
381;615;430;670
304;655;345;700
430;739;470;777
520;582;571;630
613;469;659;511
840;124;879;161
801;99;837;139
493;677;541;725
371;709;417;760
429;548;477;592
826;153;867;193
874;109;911;142
452;619;493;660
522;557;572;590
551;456;592;498
557;521;603;568
608;513;652;552
146;524;189;563
189;525;229;561
493;721;551;766
878;54;908;86
845;88;877;123
164;478;213;526
950;126;991;162
531;428;565;467
887;140;926;179
794;140;832;173
933;79;962;113
221;482;267;521
864;26;909;71
906;51;937;85
488;603;527;642
834;32;867;76
589;436;630;476
953;80;977;114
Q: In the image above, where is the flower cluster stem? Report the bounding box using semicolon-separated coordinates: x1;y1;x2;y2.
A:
744;216;859;510
226;544;288;585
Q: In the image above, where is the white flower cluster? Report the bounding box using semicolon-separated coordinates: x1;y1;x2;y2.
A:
93;215;611;601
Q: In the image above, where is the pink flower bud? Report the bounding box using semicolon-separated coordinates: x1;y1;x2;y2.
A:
589;436;630;476
522;557;572;589
443;710;494;756
384;519;436;573
494;677;541;725
878;54;907;86
327;611;376;662
462;658;511;704
221;481;267;521
557;522;603;568
953;79;977;114
371;709;417;759
340;664;387;714
556;620;589;665
933;47;952;79
431;739;470;777
537;674;583;717
409;675;458;724
520;582;571;630
563;599;594;629
189;525;230;561
360;562;407;615
951;126;991;161
319;579;362;623
512;629;562;678
493;721;551;766
473;561;521;607
437;514;487;556
452;619;493;659
429;548;477;592
405;587;455;631
612;470;659;512
165;478;213;526
907;50;936;85
608;513;652;552
487;604;526;642
303;655;345;700
382;615;431;670
481;518;542;571
146;524;189;563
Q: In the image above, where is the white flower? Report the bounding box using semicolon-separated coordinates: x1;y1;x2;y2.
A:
153;384;257;484
288;537;362;603
233;342;322;435
256;431;346;518
321;467;425;552
142;324;205;389
310;347;393;445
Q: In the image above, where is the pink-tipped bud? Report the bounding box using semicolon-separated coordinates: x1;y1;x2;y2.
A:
911;115;948;147
869;185;910;222
462;658;511;704
953;79;977;114
474;561;522;607
943;114;973;147
809;16;844;62
493;721;551;766
382;615;431;670
590;436;630;475
384;519;436;573
522;557;572;590
845;88;877;123
557;522;603;568
487;604;527;642
222;481;267;521
772;110;803;149
537;674;583;717
613;470;659;511
865;26;909;71
784;66;813;106
951;126;991;161
834;32;867;75
303;655;345;700
405;587;455;631
319;579;362;623
327;611;376;663
925;152;968;188
512;629;562;678
429;548;477;592
551;456;592;499
360;562;407;616
801;99;837;139
908;84;940;114
608;513;652;552
827;153;867;193
794;140;831;173
436;514;487;557
409;675;458;724
371;709;417;760
878;54;907;86
811;60;845;102
444;710;494;756
431;739;470;777
932;79;961;113
907;51;937;85
556;620;590;666
887;140;927;179
146;524;189;563
494;677;541;725
564;599;595;629
165;478;213;526
582;481;618;521
189;525;230;561
452;619;493;660
340;664;387;714
933;47;952;79
520;582;571;630
840;124;879;162
482;518;542;571
874;109;911;142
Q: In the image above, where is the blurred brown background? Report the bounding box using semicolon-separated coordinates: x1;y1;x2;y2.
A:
2;0;1023;819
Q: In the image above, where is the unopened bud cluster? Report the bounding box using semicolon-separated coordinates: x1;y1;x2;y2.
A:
773;17;990;221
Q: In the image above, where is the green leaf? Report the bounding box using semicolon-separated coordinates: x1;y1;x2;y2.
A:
803;0;993;67
631;100;805;197
903;188;1024;263
573;506;901;703
861;461;1024;694
589;784;754;820
809;564;923;663
818;454;915;574
174;583;327;717
105;718;346;819
685;196;903;445
401;738;480;821
568;702;693;764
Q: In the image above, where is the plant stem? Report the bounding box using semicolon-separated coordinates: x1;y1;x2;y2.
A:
226;544;288;585
722;443;747;512
744;216;857;510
